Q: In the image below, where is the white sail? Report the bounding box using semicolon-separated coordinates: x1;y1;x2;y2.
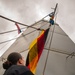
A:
0;20;75;75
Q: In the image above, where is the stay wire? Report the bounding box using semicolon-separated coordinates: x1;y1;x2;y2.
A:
0;13;50;31
0;29;37;44
0;19;52;44
43;3;58;75
0;27;26;35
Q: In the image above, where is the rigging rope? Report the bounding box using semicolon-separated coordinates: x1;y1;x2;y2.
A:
0;27;26;35
1;47;75;62
0;12;50;31
0;4;58;44
0;13;52;36
0;26;68;45
43;24;55;75
0;20;52;44
0;29;37;44
43;3;58;75
0;38;17;44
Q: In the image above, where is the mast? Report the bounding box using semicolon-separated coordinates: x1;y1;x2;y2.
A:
43;3;58;75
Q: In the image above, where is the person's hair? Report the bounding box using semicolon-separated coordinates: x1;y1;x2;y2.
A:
3;52;22;70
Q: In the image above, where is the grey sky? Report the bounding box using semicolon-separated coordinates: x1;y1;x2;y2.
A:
0;1;75;75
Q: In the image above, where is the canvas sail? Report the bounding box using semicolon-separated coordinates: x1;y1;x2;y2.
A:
0;20;75;75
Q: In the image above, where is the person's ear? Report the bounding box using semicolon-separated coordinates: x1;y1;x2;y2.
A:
18;59;22;64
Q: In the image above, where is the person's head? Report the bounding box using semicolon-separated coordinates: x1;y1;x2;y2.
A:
3;52;25;70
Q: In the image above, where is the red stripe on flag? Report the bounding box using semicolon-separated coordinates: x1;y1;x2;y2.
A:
37;31;45;59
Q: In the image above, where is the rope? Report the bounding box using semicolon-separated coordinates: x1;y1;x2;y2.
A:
43;24;55;75
0;27;26;35
1;48;29;62
43;3;58;75
1;47;75;62
0;13;50;31
0;29;37;45
0;38;17;44
45;48;75;56
66;52;75;59
0;19;54;44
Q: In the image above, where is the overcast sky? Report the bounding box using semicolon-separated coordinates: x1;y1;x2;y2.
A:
0;1;75;75
0;0;75;53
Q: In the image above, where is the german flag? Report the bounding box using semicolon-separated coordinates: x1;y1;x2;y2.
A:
26;28;49;74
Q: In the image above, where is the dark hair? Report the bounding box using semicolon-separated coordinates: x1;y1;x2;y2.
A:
3;52;22;70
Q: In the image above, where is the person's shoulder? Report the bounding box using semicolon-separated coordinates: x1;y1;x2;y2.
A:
22;71;34;75
11;65;30;74
4;65;29;75
12;65;34;75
